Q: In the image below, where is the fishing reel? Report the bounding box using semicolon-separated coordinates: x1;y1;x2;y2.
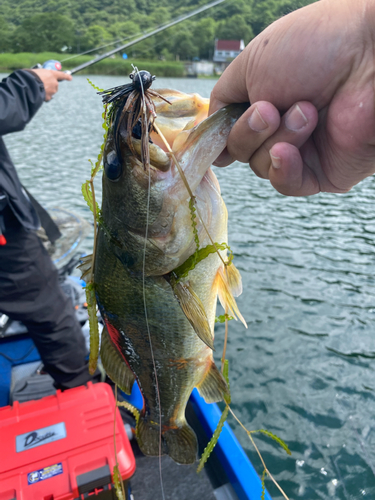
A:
31;60;62;71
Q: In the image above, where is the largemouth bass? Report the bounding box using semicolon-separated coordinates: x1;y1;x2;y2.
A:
86;83;246;465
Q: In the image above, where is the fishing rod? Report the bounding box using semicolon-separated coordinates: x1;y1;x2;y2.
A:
60;33;138;63
65;0;227;75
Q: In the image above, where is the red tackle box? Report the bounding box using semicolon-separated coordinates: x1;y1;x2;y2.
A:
0;382;136;500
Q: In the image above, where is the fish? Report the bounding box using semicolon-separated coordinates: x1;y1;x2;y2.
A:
85;83;247;465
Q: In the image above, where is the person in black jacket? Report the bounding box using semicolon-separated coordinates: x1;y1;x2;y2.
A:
0;69;96;390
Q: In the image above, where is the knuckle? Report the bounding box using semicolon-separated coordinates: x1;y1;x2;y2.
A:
228;144;252;163
249;157;270;179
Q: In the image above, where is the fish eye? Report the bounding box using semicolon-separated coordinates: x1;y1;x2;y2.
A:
104;151;122;181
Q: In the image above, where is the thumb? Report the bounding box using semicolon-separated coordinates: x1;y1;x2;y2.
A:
209;49;250;116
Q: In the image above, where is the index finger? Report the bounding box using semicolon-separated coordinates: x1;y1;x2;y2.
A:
209;49;250;116
51;70;72;82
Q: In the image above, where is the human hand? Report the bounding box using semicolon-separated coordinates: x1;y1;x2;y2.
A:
209;0;375;196
30;69;72;102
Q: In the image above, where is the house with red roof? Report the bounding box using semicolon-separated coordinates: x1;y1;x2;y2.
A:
213;39;245;63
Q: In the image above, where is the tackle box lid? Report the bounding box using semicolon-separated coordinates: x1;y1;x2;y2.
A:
0;382;135;499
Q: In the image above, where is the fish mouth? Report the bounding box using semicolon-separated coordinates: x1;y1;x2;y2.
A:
150;89;210;152
128;99;248;179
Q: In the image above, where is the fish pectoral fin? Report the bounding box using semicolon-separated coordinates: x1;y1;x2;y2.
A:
197;362;229;404
215;267;247;329
137;418;198;465
100;326;135;395
77;254;93;281
173;281;214;350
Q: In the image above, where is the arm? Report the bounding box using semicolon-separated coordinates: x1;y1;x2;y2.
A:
0;68;73;136
209;0;375;196
0;70;45;136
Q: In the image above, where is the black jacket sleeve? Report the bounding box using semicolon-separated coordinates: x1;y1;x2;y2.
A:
0;70;45;136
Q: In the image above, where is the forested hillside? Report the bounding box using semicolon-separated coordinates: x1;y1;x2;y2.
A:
0;0;316;60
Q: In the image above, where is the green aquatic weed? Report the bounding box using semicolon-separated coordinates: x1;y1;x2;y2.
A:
117;400;140;427
172;242;233;282
261;469;267;500
82;177;100;216
215;314;234;324
81;79;112;374
113;464;125;500
197;405;229;473
249;429;291;456
196;360;231;472
189;197;200;261
87;78;104;93
222;359;231;405
84;284;99;374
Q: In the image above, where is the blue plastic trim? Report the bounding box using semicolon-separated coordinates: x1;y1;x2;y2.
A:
122;383;272;500
190;389;272;500
0;337;40;407
67;275;86;288
122;379;143;410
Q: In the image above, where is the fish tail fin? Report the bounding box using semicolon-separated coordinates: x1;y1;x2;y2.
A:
197;361;229;403
100;326;135;395
163;424;198;464
137;417;198;465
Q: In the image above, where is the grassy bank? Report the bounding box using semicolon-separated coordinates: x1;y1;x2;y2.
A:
0;53;186;77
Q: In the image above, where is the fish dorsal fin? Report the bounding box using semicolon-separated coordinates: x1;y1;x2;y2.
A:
173;281;214;350
197;361;229;403
100;326;135;395
77;254;93;281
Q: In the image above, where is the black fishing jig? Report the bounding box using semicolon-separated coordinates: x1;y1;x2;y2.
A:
98;68;170;168
99;70;155;105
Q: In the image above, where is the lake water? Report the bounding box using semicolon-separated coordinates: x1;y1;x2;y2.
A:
3;73;375;499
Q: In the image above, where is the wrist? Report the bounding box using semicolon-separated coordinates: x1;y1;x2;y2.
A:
24;69;43;85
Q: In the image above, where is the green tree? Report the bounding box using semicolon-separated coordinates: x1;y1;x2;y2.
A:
148;7;171;26
192;18;217;59
107;21;139;41
251;0;317;35
217;15;254;44
173;28;198;61
13;13;74;52
0;16;13;52
80;25;112;51
0;0;317;59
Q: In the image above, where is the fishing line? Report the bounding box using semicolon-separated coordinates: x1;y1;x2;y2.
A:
61;33;140;62
137;66;166;500
65;0;232;75
122;0;231;62
153;122;226;268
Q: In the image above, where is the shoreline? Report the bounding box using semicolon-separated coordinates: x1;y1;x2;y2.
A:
0;53;218;79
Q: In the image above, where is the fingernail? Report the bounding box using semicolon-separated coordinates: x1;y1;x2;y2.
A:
270;153;281;169
285;104;308;131
248;107;268;132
